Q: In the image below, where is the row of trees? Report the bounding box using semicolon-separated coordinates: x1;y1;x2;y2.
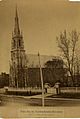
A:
57;30;80;86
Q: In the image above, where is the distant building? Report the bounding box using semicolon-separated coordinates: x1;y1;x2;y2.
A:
0;73;9;88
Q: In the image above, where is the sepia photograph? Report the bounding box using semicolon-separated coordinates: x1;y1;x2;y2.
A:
0;0;80;118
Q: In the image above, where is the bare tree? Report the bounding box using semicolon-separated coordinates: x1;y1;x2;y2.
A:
57;30;80;86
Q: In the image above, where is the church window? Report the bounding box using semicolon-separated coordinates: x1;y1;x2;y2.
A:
19;39;21;47
13;52;15;58
14;40;16;48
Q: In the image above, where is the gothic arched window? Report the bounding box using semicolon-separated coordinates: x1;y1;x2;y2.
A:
14;40;16;48
19;39;21;47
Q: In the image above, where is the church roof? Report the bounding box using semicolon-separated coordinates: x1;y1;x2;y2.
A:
26;54;62;68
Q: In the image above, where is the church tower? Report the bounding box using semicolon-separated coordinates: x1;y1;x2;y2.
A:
10;7;26;88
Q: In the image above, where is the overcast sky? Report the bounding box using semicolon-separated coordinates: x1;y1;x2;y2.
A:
0;0;80;73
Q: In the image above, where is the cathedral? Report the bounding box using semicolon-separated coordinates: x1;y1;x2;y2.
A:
9;8;65;88
9;8;27;88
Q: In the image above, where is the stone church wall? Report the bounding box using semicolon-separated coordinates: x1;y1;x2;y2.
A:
26;68;65;87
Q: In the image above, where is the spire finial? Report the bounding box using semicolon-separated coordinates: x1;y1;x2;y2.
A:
14;5;20;35
15;4;18;18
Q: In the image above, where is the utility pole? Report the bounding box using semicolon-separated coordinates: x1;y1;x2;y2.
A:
17;48;19;88
38;52;44;107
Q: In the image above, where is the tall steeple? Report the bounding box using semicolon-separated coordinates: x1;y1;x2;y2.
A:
11;6;24;50
14;6;20;36
10;7;26;88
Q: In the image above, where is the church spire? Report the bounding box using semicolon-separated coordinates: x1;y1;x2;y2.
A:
14;6;20;35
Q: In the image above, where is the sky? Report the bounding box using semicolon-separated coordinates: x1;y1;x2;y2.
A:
0;0;80;73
